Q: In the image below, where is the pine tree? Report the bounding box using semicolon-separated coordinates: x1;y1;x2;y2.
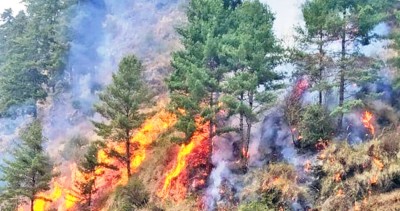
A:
168;0;237;144
93;55;151;178
0;10;47;116
0;120;55;211
0;0;71;115
221;1;283;161
74;142;101;210
292;0;334;105
323;0;390;130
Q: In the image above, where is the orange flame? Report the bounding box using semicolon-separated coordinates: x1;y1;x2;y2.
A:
24;107;177;210
370;174;378;185
158;119;210;199
372;156;384;171
362;111;375;135
334;172;342;182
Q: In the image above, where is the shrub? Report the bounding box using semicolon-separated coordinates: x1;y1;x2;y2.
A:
298;105;334;150
110;178;149;211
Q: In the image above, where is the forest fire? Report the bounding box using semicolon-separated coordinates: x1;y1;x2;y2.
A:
158;119;211;200
372;156;384;171
25;109;177;211
362;111;375;135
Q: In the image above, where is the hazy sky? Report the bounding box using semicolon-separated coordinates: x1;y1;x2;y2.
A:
262;0;305;46
0;1;25;14
0;0;304;45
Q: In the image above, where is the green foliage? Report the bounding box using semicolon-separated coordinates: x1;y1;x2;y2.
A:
298;105;334;150
75;142;101;210
221;1;283;159
168;0;233;143
93;55;151;177
0;0;72;114
0;120;55;209
239;201;271;211
109;178;149;211
329;99;363;116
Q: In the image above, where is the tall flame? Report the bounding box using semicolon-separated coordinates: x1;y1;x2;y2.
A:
158;119;210;200
362;111;375;135
24;107;177;210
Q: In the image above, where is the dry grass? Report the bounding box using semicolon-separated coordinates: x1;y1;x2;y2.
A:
316;131;400;210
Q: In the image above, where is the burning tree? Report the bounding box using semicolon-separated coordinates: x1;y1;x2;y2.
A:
74;141;114;210
0;120;55;211
93;55;152;178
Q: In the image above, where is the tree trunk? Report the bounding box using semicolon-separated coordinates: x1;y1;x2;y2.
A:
31;173;36;211
31;198;34;211
239;92;245;159
209;91;214;144
318;32;324;105
245;91;254;165
338;20;346;132
125;139;131;177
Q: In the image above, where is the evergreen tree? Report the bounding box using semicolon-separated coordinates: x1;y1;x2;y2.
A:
0;120;55;211
168;0;238;144
0;10;47;116
93;55;151;178
221;1;283;161
74;142;101;210
323;0;390;130
292;0;334;105
0;0;71;115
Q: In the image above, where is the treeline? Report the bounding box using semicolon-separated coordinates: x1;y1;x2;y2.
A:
0;0;76;116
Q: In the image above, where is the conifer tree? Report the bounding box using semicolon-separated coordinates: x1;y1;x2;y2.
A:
0;0;71;115
221;1;283;161
168;0;238;144
0;120;55;211
93;55;151;178
323;0;390;130
75;142;101;210
292;0;334;105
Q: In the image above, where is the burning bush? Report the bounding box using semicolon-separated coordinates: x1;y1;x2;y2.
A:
109;178;149;211
239;164;309;210
297;105;334;150
315;132;400;210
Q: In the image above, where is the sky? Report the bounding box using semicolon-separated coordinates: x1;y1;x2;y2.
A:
262;0;305;46
0;1;25;14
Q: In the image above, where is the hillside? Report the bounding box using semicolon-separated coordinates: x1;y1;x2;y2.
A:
1;0;400;211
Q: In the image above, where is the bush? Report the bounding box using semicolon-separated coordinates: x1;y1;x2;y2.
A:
109;178;149;211
298;105;334;150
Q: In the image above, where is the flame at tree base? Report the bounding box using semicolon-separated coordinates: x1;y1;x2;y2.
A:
21;107;177;211
158;120;211;200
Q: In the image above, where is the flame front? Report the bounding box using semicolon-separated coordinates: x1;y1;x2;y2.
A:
362;111;375;135
25;108;177;210
158;119;211;200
